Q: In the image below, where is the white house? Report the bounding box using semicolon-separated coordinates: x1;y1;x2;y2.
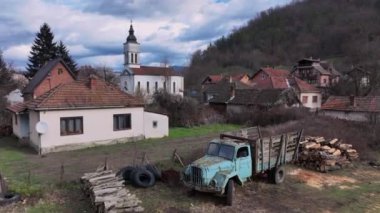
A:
7;59;169;154
119;24;184;97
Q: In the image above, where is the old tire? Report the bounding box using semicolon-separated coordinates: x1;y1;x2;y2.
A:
226;179;235;206
131;168;156;188
272;166;285;184
116;166;135;181
145;164;162;180
0;192;21;206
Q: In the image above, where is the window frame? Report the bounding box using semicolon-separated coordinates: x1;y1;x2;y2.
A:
60;116;83;136
173;82;176;93
113;114;131;131
147;81;150;94
302;96;308;104
312;95;318;103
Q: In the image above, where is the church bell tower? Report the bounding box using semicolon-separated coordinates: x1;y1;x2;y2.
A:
124;22;140;69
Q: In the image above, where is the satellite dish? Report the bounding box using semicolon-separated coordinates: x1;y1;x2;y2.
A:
36;121;48;134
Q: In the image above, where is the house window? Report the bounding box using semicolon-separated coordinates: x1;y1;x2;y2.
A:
302;96;308;104
124;81;128;91
137;81;140;91
60;117;83;136
155;82;158;92
134;53;137;64
173;82;176;93
153;121;157;128
323;79;327;84
261;74;265;80
147;81;150;94
113;114;131;131
163;81;166;92
58;68;63;75
312;96;318;103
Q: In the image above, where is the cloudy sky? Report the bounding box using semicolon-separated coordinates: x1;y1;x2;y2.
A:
1;0;290;71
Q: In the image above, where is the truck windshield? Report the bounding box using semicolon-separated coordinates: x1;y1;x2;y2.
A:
207;143;235;161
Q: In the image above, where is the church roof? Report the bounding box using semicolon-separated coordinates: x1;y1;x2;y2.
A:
126;24;138;43
130;66;182;76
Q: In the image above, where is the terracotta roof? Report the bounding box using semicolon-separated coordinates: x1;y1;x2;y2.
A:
321;96;380;112
289;77;320;93
206;78;252;103
6;102;28;113
131;66;180;76
8;77;143;112
250;74;319;93
261;68;290;77
202;75;224;84
23;58;76;94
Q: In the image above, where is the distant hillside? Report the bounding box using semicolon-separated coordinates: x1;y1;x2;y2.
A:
186;0;380;88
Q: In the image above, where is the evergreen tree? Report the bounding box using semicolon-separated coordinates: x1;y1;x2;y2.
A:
57;41;77;72
26;23;57;78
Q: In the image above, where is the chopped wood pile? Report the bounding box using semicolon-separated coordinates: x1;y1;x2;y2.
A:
81;169;144;212
297;136;359;172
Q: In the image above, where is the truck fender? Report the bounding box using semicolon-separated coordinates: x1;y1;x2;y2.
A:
218;172;243;194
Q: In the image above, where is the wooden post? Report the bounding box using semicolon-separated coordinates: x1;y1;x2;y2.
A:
60;162;65;182
260;138;264;171
268;136;273;170
0;172;8;194
104;157;108;171
293;129;304;161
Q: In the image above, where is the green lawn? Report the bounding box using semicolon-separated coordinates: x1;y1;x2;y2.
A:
168;124;240;139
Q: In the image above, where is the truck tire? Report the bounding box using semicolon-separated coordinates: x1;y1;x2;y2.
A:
131;168;156;188
272;166;285;184
145;164;162;180
226;179;235;206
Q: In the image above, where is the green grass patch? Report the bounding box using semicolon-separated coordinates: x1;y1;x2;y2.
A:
27;202;62;213
168;124;241;139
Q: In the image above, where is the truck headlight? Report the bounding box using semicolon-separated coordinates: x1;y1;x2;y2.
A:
210;179;217;187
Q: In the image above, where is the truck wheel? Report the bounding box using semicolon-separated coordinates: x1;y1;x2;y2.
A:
272;166;285;184
226;179;235;206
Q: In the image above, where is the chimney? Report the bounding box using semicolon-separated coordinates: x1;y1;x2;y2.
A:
230;84;235;98
89;74;97;90
350;95;356;107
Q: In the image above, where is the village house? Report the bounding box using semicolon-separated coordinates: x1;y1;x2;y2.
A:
202;76;251;104
201;73;250;87
292;58;341;88
119;24;184;98
7;59;168;154
345;66;371;96
248;67;322;110
321;95;380;123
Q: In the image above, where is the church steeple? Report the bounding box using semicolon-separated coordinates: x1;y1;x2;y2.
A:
127;24;137;43
123;21;140;69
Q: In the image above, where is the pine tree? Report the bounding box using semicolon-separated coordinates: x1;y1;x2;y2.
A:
57;41;77;72
26;23;57;78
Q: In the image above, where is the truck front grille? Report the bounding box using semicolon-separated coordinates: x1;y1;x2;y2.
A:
191;166;203;186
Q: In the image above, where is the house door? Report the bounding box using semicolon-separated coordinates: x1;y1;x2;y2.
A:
20;113;29;138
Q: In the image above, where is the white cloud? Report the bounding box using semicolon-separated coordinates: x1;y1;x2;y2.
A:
1;0;291;70
3;44;30;61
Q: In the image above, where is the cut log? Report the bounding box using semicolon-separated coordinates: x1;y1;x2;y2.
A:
332;149;342;156
329;138;339;145
338;144;352;151
321;145;331;150
327;148;336;154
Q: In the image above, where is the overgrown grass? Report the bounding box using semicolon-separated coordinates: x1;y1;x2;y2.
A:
0;137;43;197
27;202;62;213
168;123;240;139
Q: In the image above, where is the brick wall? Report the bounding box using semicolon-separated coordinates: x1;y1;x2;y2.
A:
33;63;75;98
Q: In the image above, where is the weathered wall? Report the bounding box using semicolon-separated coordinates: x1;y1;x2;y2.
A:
322;110;369;122
33;63;75;98
38;107;145;153
29;110;40;150
143;112;168;138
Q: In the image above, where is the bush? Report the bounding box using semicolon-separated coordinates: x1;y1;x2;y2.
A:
227;106;310;127
147;91;223;127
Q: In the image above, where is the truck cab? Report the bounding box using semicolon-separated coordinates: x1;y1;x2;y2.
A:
182;138;253;194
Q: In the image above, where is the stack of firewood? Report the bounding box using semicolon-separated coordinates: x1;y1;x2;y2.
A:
297;136;359;172
81;169;144;212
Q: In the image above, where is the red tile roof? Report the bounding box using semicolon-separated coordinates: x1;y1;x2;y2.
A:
202;74;247;85
251;75;319;93
290;77;320;93
261;68;290;77
6;102;28;113
322;96;380;112
131;66;180;76
7;77;143;112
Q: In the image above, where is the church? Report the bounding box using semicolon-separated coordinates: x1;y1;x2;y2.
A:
119;24;184;97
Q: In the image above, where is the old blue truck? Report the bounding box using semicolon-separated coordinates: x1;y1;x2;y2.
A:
182;127;303;205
